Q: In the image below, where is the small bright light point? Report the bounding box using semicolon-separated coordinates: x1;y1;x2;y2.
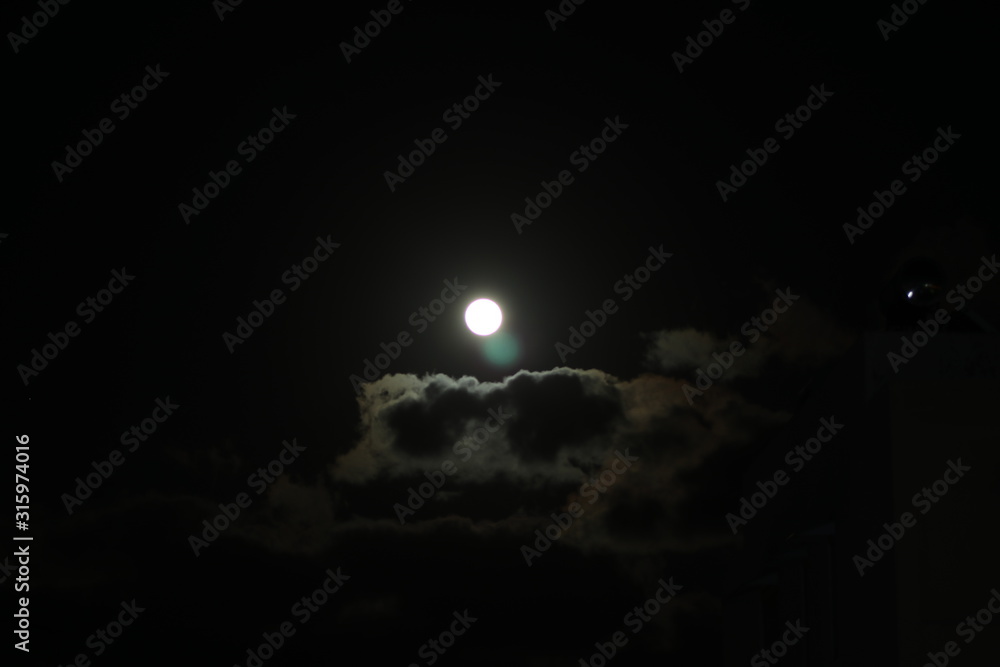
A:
465;299;502;336
907;290;914;298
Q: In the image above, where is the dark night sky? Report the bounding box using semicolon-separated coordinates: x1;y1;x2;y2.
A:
3;1;999;665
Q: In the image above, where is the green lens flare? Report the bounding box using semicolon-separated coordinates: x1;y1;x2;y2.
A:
483;331;519;365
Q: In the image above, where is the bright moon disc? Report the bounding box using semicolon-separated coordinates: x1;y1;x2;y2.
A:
465;299;502;336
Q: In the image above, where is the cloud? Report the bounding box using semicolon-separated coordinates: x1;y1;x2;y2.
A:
49;309;842;567
641;328;769;379
233;475;338;555
331;368;627;487
642;290;854;379
326;365;792;558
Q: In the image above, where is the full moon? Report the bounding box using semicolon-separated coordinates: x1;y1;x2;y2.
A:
465;299;502;336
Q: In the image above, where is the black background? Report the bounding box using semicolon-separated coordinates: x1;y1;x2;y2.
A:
3;0;998;665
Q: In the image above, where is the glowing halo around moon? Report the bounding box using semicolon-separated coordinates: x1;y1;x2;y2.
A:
464;299;502;336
